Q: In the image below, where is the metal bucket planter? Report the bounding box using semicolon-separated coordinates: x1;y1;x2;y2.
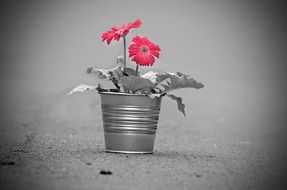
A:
99;92;162;154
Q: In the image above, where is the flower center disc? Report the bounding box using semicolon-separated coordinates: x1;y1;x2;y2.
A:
140;45;150;55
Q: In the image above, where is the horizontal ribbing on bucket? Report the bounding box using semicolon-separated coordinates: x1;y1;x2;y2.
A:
102;104;160;134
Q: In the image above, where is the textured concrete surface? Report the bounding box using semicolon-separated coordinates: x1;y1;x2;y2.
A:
0;94;286;190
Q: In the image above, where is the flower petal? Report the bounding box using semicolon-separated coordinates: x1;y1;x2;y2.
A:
101;20;142;44
128;36;160;66
127;19;142;29
101;30;116;44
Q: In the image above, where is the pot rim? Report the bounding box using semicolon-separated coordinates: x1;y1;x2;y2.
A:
98;91;161;97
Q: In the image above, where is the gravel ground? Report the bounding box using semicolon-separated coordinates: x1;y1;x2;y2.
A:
0;94;286;190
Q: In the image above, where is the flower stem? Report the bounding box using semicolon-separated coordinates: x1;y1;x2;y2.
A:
135;64;139;76
123;36;126;69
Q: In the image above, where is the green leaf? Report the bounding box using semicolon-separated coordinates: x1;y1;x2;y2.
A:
166;93;186;116
155;72;204;94
121;75;154;93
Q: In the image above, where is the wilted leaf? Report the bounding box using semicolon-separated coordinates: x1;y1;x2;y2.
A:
116;55;124;65
87;68;109;79
147;93;161;99
166;93;186;116
155;72;204;94
87;66;124;80
141;71;158;84
67;84;98;95
87;66;124;89
124;67;138;76
121;75;154;93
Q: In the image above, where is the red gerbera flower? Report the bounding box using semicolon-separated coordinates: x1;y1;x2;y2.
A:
128;36;161;67
101;19;142;44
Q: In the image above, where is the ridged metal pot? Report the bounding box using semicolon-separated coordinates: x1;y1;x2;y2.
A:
99;91;162;154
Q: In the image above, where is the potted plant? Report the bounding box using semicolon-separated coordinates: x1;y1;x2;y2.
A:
68;19;204;154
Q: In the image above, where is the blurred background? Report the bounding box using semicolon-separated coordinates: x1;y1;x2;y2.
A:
0;0;286;151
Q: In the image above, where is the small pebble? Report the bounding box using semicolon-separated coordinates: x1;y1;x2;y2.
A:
208;154;215;158
1;161;15;166
86;162;92;166
100;170;112;175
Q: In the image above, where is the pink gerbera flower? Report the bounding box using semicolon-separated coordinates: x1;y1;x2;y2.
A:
101;19;142;44
128;36;161;66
